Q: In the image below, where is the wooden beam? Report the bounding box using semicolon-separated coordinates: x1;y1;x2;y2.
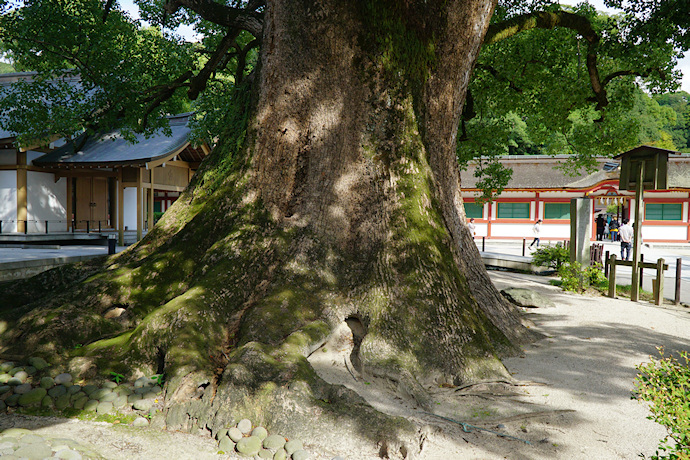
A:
16;151;27;233
146;143;189;169
200;142;211;156
118;167;124;245
52;169;118;178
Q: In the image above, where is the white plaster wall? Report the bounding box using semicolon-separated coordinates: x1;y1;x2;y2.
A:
490;223;571;240
641;225;687;241
539;224;571;239
123;187;138;230
27;171;67;232
473;223;488;237
0;149;15;165
0;170;17;232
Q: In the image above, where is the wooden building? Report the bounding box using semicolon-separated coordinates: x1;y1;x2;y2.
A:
461;150;690;243
0;113;209;244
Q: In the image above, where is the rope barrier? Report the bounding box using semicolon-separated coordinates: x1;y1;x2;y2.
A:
421;411;532;445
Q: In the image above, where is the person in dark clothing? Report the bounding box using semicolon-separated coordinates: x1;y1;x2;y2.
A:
609;218;619;241
596;214;605;241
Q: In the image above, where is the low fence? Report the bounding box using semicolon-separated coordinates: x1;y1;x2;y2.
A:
0;220;112;234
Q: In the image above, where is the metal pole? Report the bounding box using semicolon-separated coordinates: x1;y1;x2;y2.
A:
482;236;485;252
676;257;682;305
522;238;526;256
86;220;90;234
23;220;27;234
631;162;644;302
45;220;49;234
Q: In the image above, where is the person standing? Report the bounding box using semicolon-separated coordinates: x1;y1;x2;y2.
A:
529;219;542;249
619;218;634;261
609;218;619;242
596;214;605;241
468;218;476;237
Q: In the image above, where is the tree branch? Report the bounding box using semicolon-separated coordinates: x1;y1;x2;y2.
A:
485;11;609;117
164;0;264;38
187;30;238;100
475;64;523;93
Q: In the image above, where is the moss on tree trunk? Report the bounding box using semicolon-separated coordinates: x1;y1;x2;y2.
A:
0;0;536;454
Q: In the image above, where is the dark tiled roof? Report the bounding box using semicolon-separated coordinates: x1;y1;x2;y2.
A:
461;154;690;190
34;114;193;167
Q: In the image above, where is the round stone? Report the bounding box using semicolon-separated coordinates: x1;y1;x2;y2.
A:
8;367;24;376
54;373;73;385
251;426;268;441
68;385;82;395
150;385;162;394
258;448;273;459
0;374;10;384
55;393;71;410
128;393;143;403
114;386;132;396
0;385;10;395
90;388;112;400
13;383;32;395
132;417;149;427
48;385;68;398
216;428;228;440
70;391;86;403
7;377;23;386
284;440;303;455
112;395;128;408
41;396;54;408
133;399;153;411
14;442;52;459
83;400;99;411
5;394;20;406
0;400;5;412
18;388;47;407
73;395;89;410
142;391;158;400
96;401;113;413
99;392;117;403
291;449;309;460
273;448;287;460
236;435;262;456
102;381;118;389
263;434;285;450
23;366;37;376
0;362;15;372
82;384;98;396
134;376;152;388
237;418;253;434
228;427;244;442
218;436;235;453
55;449;83;459
27;357;49;371
19;434;43;444
39;377;55;389
12;371;28;382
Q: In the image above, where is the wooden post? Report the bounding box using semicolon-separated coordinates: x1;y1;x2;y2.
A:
676;257;682;305
604;250;610;277
608;254;617;298
17;151;27;234
137;167;143;241
655;258;665;306
639;254;644;289
631;162;644;302
148;167;154;231
66;177;72;232
117;167;124;246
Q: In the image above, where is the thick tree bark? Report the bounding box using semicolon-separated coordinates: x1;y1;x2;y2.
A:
0;0;535;455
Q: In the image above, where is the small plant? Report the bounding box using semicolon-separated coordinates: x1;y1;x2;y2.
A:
110;371;125;384
557;262;606;293
532;243;569;269
633;347;690;459
151;374;165;386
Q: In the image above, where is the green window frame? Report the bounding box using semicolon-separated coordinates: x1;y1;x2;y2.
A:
544;203;570;220
645;203;682;221
464;202;483;219
497;202;529;219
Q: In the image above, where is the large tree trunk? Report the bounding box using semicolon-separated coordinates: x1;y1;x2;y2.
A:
0;0;534;455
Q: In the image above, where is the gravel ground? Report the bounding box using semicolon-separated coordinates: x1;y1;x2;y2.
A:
2;270;689;459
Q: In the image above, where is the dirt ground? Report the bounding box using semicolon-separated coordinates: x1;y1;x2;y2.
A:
3;270;689;459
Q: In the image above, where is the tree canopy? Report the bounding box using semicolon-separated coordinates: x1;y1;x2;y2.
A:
0;0;687;164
